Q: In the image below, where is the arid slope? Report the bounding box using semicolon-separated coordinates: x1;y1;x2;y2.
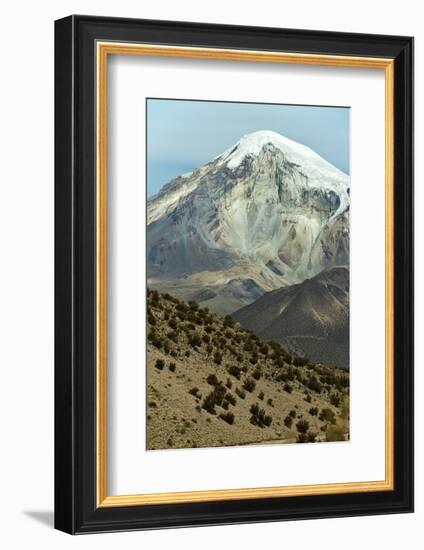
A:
147;290;349;450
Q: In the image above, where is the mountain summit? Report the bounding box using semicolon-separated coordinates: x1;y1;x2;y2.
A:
147;130;349;315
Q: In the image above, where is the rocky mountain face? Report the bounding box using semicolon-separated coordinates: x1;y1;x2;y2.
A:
233;266;349;368
147;130;349;317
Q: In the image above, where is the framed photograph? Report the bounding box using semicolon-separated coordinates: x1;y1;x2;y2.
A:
54;15;413;534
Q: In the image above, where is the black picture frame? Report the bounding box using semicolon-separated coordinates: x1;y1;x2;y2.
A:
55;15;414;534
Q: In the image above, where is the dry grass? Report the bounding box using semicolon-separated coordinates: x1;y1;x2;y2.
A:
146;289;349;450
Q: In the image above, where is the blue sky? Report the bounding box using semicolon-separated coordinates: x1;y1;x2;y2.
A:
147;98;350;197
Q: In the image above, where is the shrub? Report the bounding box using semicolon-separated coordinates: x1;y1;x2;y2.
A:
150;290;159;304
227;365;241;380
275;372;287;383
202;392;217;415
283;383;293;394
330;393;341;408
176;302;188;314
296;419;310;434
169;362;176;372
235;387;246;399
223;315;235;328
304;392;312;403
252;369;262;380
289;410;297;418
297;433;308;443
293;356;309;367
267;398;273;407
250;404;272;428
167;330;178;342
219;411;235;425
210;384;227;407
225;393;236;406
284;415;293;428
258;391;264;400
213;351;222;365
154;359;165;370
307;431;317;442
259;344;269;355
263;414;272;427
306;375;322;394
147;313;156;326
206;373;218;386
243;377;256;393
286;367;295;381
250;403;260;416
243;341;255;352
206;343;213;354
148;331;163;349
309;407;319;416
188;387;200;398
148;400;157;408
319;408;336;424
249;354;258;365
202;334;210;344
274;357;286;369
225;378;232;389
188;333;202;348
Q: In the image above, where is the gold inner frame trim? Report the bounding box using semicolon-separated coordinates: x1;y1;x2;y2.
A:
96;42;395;508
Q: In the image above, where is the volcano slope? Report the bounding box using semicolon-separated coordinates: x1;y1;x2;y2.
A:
147;130;349;315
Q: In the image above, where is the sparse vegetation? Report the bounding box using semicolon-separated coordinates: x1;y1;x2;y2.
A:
146;289;349;450
319;408;336;425
154;359;165;370
250;403;272;428
227;365;241;379
219;411;235;425
235;387;246;399
284;415;293;428
296;419;310;434
213;350;223;365
206;373;219;386
243;377;256;393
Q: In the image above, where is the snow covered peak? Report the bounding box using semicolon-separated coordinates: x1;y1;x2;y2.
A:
216;129;349;219
148;129;350;226
219;130;319;169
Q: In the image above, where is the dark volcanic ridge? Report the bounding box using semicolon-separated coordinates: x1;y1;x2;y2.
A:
233;266;349;368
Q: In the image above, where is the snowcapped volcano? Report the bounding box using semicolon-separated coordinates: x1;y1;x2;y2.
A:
147;130;349;314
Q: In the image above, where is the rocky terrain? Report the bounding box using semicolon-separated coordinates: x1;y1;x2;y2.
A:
146;290;349;451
